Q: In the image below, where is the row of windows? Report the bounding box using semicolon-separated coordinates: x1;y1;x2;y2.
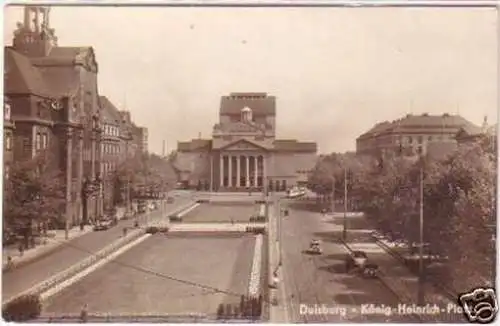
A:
296;169;312;174
405;134;454;144
104;124;120;137
102;162;117;174
101;143;120;155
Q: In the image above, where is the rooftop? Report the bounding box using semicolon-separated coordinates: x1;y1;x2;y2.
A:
357;113;479;140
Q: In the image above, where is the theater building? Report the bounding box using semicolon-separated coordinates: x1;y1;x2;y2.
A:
174;92;318;191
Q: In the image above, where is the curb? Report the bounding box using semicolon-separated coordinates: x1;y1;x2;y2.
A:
2;228;145;308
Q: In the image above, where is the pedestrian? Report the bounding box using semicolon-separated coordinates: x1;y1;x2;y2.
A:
18;242;24;257
123;227;128;237
80;221;85;231
6;256;13;270
80;303;88;323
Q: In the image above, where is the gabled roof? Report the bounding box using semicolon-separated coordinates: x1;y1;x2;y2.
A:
4;47;52;97
99;96;123;124
219;138;269;151
358;113;480;140
38;66;80;97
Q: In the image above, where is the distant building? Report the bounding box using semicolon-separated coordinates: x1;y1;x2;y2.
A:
99;96;126;209
134;126;148;154
174;92;317;191
4;6;103;225
456;116;496;143
356;113;480;159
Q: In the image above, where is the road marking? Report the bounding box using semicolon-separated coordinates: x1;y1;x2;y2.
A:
40;234;152;301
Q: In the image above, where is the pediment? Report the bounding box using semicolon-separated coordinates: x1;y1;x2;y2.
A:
220;139;267;151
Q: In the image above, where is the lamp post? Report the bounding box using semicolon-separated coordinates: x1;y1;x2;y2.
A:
417;161;425;305
343;168;348;242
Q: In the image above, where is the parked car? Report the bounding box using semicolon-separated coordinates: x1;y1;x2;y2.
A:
93;222;110;231
306;239;323;255
166;197;174;204
345;250;368;271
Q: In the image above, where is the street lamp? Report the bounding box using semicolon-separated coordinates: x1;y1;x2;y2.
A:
417;159;425;306
343;168;348;242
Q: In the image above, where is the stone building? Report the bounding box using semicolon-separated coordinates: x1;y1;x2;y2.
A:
99;96;125;209
175;92;317;191
3;99;15;180
356;113;480;159
4;6;103;226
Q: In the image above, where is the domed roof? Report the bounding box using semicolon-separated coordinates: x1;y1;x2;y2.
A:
241;106;252;112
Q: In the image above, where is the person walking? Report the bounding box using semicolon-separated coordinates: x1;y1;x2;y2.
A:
80;303;88;323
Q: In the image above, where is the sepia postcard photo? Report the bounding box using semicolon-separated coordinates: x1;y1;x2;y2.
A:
1;0;498;323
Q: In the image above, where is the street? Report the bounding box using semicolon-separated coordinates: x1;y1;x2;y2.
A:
278;199;420;323
2;196;192;302
43;233;255;317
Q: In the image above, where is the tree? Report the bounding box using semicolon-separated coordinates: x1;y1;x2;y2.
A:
421;142;496;290
4;153;65;247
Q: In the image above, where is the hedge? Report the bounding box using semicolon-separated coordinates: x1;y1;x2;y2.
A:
2;294;42;322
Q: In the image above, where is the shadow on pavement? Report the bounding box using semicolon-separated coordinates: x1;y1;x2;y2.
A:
311;230;373;244
327;216;372;230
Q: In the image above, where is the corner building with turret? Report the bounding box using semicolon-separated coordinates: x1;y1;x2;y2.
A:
174;93;318;191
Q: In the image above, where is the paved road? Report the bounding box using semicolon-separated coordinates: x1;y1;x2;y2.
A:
43;233;255;316
278;199;420;323
2;196;194;302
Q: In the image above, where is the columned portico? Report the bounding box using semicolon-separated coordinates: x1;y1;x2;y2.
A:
219;153;265;189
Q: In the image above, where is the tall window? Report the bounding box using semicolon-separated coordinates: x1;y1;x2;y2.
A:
35;133;42;150
42;134;48;149
4;102;11;120
5;134;12;150
417;136;423;144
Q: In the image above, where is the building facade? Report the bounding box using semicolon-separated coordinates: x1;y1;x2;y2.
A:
99;96;125;210
356;113;480;159
4;6;103;226
3;99;15;180
174;92;317;191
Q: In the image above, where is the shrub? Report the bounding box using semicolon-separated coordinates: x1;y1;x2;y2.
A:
145;226;159;234
169;215;182;222
3;294;42;322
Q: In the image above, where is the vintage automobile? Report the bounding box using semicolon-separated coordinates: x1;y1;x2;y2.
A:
93;220;111;231
306;239;323;255
345;250;378;278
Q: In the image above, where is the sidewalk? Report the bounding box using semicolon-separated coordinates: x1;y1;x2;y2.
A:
268;202;288;323
2;226;92;271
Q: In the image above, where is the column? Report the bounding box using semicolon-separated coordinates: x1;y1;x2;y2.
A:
219;155;224;187
254;156;258;187
228;155;233;188
90;132;96;221
78;130;84;223
65;128;73;238
246;156;250;187
236;156;241;188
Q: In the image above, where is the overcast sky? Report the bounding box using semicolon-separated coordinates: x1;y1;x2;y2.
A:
3;5;498;154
